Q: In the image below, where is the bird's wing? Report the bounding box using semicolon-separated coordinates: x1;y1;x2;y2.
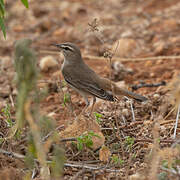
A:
63;74;115;101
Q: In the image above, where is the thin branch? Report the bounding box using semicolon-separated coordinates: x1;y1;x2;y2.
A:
42;125;64;142
130;100;135;122
60;137;77;142
0;148;25;159
64;163;121;173
84;55;180;62
173;104;180;139
131;81;166;90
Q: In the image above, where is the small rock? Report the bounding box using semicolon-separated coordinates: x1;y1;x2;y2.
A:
59;116;105;150
39;56;58;72
153;93;160;99
112;38;137;57
122;108;129;117
150;72;155;77
47;112;56;118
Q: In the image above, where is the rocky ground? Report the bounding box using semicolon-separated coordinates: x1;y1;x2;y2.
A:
0;0;180;179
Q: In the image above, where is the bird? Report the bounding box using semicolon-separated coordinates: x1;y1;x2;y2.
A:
52;42;148;115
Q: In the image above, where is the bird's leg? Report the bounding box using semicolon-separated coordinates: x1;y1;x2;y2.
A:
78;96;90;117
90;96;96;116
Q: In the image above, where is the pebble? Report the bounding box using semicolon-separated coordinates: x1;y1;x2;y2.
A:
122;108;129;117
153;93;160;99
39;56;58;72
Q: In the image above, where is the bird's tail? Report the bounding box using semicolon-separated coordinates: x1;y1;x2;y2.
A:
113;84;148;102
99;77;148;102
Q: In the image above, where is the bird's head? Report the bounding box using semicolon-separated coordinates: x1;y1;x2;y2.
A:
52;42;82;61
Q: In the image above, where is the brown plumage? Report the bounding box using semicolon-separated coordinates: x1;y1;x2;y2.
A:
53;42;148;114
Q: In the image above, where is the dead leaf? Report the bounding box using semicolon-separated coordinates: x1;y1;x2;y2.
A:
99;145;111;162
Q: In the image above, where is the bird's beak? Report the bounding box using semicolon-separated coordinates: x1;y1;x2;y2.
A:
51;43;62;51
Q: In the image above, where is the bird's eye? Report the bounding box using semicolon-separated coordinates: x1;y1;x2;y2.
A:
64;47;72;51
64;47;69;50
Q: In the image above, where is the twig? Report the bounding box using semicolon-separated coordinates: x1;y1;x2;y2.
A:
64;163;120;173
163;107;175;120
160;119;178;125
9;94;15;108
68;160;101;164
101;127;118;130
102;121;144;131
60;137;77;142
0;148;25;159
125;97;135;121
42;125;64;142
130;100;135;121
84;55;180;62
131;81;166;90
134;139;175;144
173;104;180;139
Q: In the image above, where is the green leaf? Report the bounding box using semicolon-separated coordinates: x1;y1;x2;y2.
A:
21;0;29;8
0;0;5;17
0;17;6;38
94;112;102;124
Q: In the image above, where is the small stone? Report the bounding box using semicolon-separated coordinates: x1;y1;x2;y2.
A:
113;38;137;57
153;93;160;99
47;112;56;118
39;56;58;72
150;72;155;77
122;108;129;117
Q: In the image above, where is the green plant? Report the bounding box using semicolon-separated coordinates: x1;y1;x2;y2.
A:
49;145;65;178
21;0;29;8
13;39;64;179
162;160;169;168
124;136;134;151
94;112;102;123
0;0;6;38
1;104;13;127
158;172;168;180
76;131;100;151
63;93;71;106
111;154;124;165
0;0;29;38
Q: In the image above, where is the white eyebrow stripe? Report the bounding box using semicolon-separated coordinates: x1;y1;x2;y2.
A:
61;45;74;51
